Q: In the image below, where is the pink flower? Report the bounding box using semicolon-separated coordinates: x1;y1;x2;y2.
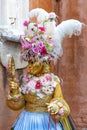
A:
29;39;35;44
57;102;63;107
23;20;29;27
22;42;31;50
38;27;45;32
27;80;36;88
38;41;44;49
32;47;39;54
59;108;65;116
45;74;52;81
35;81;41;89
23;77;30;83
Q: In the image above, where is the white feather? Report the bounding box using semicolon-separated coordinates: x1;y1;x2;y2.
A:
27;23;38;35
52;19;83;61
29;8;49;23
28;8;57;36
28;9;84;63
44;21;56;36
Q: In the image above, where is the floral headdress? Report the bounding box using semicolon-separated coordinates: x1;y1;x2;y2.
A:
20;23;55;63
20;8;83;63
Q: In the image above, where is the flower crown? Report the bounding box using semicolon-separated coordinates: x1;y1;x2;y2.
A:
20;8;83;63
20;11;57;63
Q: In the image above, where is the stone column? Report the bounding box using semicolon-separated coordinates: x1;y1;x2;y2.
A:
0;0;29;31
0;0;8;27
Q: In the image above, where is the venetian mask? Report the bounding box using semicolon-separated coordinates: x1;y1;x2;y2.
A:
28;61;51;76
28;61;43;75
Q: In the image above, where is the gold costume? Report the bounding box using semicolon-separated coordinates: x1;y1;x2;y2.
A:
6;56;72;130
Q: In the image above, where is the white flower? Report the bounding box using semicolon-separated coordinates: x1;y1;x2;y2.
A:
42;86;54;95
51;73;60;83
21;86;27;94
51;81;57;88
27;80;36;88
20;73;60;96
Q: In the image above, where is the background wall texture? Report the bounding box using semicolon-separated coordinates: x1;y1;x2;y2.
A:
0;0;87;130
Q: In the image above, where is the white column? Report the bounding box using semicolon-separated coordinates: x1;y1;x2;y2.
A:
15;0;29;32
7;0;17;29
0;0;29;31
0;0;9;28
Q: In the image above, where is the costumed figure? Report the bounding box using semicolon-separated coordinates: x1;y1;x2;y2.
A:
6;8;84;130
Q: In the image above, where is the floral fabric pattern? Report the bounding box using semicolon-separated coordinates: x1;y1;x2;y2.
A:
20;73;60;98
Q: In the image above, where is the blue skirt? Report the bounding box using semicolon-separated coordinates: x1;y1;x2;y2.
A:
12;110;64;130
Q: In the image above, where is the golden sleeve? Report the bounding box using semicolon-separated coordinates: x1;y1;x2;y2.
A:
53;83;70;117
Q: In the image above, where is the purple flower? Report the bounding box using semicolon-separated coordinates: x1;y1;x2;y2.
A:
23;20;29;27
22;42;31;50
59;108;65;116
32;47;39;54
38;41;44;49
29;39;35;44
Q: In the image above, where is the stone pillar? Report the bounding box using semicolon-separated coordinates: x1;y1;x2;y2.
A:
0;1;29;130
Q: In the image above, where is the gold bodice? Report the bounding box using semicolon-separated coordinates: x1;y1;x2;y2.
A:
24;94;53;112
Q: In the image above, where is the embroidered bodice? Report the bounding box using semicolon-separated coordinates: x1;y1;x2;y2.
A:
21;73;60;98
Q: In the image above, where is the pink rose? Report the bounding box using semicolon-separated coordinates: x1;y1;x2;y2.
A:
38;41;44;49
32;47;39;54
45;74;52;81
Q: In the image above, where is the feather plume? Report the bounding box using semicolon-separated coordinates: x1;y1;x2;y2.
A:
52;19;83;61
29;8;49;23
27;9;84;63
28;8;57;36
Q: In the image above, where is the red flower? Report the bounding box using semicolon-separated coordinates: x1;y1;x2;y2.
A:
35;81;41;89
38;27;45;32
41;47;47;55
